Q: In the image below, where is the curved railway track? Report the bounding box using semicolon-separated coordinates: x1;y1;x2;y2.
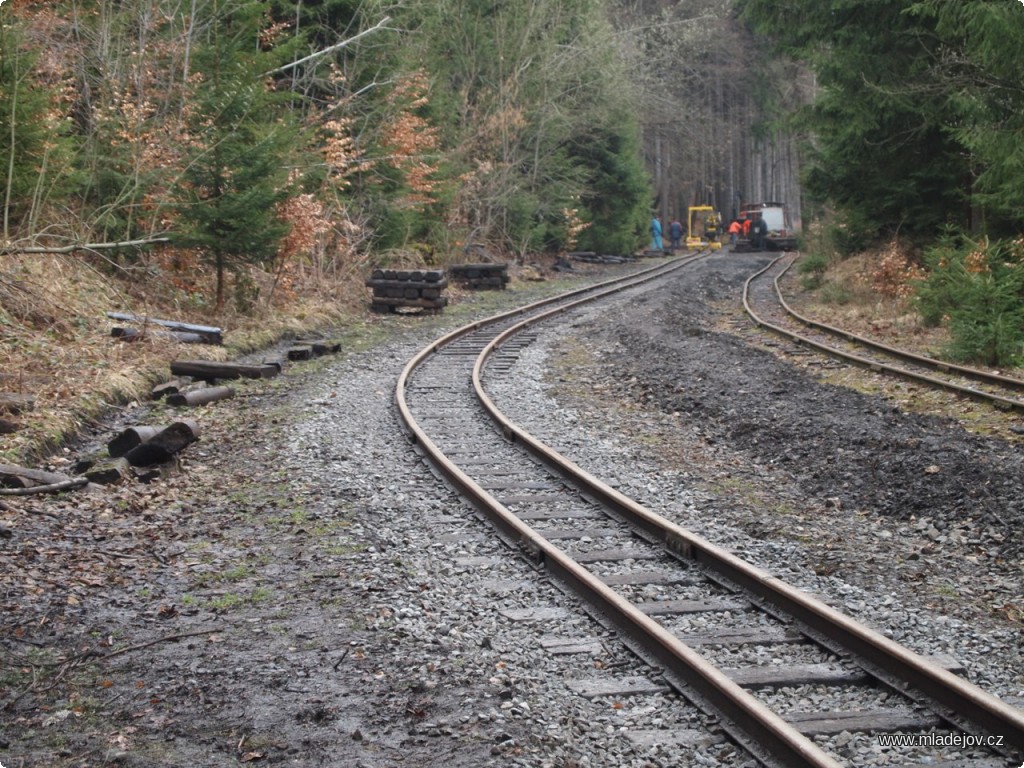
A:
395;254;1024;767
744;254;1024;414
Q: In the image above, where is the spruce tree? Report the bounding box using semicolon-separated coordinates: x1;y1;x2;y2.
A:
174;0;300;310
739;0;968;244
0;21;76;240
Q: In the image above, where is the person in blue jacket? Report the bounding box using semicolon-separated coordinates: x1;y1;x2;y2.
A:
650;215;664;251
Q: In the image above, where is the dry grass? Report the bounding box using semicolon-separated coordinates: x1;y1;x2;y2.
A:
0;253;363;464
1;246;600;465
784;249;951;359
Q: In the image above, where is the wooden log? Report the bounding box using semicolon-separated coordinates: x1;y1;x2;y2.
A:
364;277;449;290
169;360;279;382
287;345;314;361
123;420;200;466
151;379;187;400
108;426;164;458
111;327;206;344
0;477;88;496
106;312;223;345
295;340;341;355
0;463;74;489
0;393;35;415
166;386;235;407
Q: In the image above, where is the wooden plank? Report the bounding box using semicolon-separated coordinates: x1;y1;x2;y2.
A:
364;277;449;290
682;627;805;646
478;579;534;594
531;527;619;540
434;532;487;544
453;556;503;568
106;312;222;344
494;494;566;504
539;636;605;656
724;662;869;688
499;607;570;622
636;598;748;616
565;675;670;699
170;360;279;381
477;481;562;490
573;548;661;563
601;570;704;587
784;708;942;736
516;508;600;520
625;728;721;749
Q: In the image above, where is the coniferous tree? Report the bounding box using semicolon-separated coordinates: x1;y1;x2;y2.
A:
909;1;1024;233
174;0;302;310
739;0;968;245
0;20;77;240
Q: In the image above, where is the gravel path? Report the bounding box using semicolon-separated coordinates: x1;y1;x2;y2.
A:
3;253;1022;767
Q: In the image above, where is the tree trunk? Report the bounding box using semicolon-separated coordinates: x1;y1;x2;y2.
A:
123;420;200;466
166;386;235;407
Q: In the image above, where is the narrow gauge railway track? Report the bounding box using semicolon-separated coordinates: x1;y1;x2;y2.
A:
744;254;1024;414
396;255;1024;767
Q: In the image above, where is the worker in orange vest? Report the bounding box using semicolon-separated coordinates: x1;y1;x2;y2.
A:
741;217;751;238
727;219;742;245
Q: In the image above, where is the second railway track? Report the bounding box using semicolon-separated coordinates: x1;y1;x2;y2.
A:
744;254;1024;415
394;253;1024;767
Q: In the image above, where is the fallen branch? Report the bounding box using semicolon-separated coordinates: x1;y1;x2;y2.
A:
1;237;170;255
262;16;393;76
101;628;222;660
0;478;88;496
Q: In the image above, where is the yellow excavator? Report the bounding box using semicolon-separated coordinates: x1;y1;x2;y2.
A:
686;205;723;250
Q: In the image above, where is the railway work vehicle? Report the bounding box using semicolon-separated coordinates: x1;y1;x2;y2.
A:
739;202;799;251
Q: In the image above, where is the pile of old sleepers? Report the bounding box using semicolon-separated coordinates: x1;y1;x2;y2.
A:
365;269;448;314
448;263;509;290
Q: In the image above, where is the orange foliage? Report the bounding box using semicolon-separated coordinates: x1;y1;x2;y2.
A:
276;189;330;263
563;202;590;251
868;240;925;298
381;70;440;206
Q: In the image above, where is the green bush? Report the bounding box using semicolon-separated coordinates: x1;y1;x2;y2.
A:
797;251;830;290
914;232;1024;367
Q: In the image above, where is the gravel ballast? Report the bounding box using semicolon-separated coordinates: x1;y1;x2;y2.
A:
2;253;1022;767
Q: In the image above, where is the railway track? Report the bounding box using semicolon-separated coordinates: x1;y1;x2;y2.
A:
744;254;1024;414
396;253;1024;767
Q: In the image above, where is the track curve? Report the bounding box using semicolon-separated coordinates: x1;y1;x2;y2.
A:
396;255;1024;767
744;254;1024;414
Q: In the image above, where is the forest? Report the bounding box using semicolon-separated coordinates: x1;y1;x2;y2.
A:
0;0;799;301
2;0;1024;459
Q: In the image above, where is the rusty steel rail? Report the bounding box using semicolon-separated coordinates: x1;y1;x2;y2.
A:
398;254;845;768
471;268;1024;758
398;254;1024;766
744;256;1024;413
